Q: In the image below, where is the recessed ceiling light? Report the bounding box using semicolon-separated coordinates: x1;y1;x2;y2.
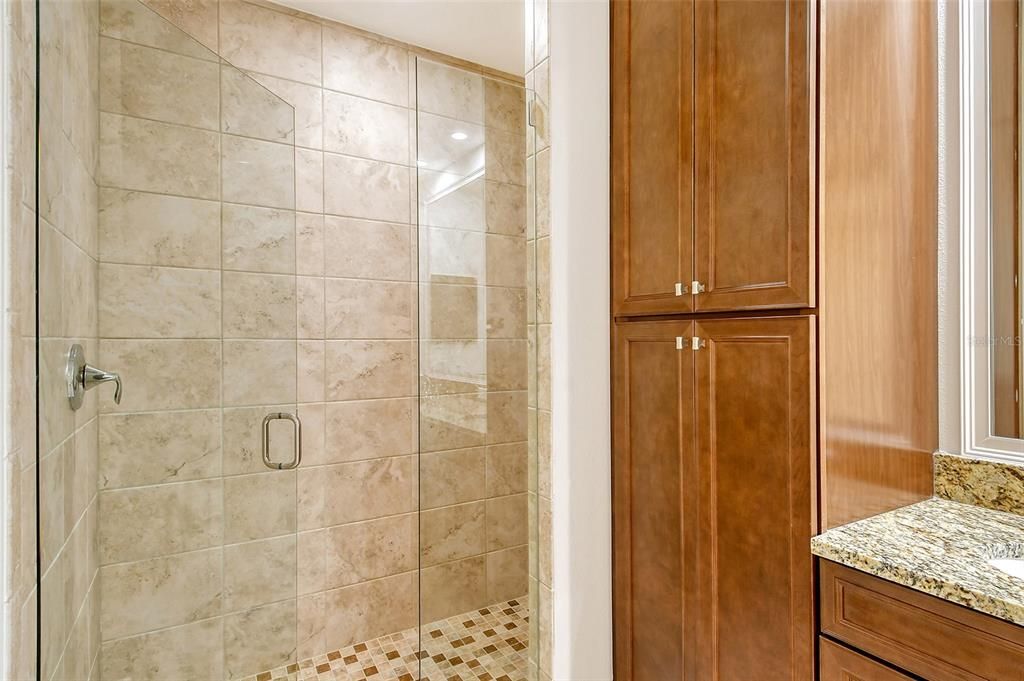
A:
450;131;468;141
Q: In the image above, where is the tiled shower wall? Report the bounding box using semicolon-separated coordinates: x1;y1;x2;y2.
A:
4;0;104;679
526;0;552;678
93;0;527;679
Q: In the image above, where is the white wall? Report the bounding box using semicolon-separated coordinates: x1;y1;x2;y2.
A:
549;0;613;678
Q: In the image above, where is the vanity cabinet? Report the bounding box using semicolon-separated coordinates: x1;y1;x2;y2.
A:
613;316;815;681
611;0;813;317
819;639;914;681
820;560;1024;681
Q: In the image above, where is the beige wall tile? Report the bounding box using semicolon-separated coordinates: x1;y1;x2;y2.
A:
100;188;220;268
486;391;527;445
486;181;526;236
100;547;222;640
222;135;295;209
420;226;485;282
221;64;295;143
485;78;526;133
487;339;528;391
221;403;294;476
420;555;486;622
296;148;324;214
323;398;416;464
421;501;485;567
39;339;75;454
486;287;527;339
324;340;416;401
420;393;487;452
99;263;220;338
223;203;296;274
321;456;416;526
219;0;321;85
486;234;527;287
39;447;66;572
485;128;527;186
99;410;221;489
101;0;217;61
100;37;219;129
537;324;551;410
417;60;484;124
486;493;527;551
62;146;100;257
324;153;410;223
224;534;297;612
324;91;410;165
296;591;326;660
324;217;413;281
100;112;220;200
222;340;296;405
251;72;324;150
486;442;527;497
296;212;324;276
298;402;326;469
100;339;221;412
321;572;417;649
99;479;223;563
537;409;551;498
223;599;297;680
324;513;416;588
60;240;99;339
223;271;297;339
40;553;65;679
298;341;326;402
325;279;414;339
322;27;408;107
142;0;220;52
536;148;550;237
224;470;297;543
100;618;224;681
487;545;529;603
424;284;480;341
298;529;326;596
421;448;486;509
297;276;325;339
538;495;551;587
536;236;550;322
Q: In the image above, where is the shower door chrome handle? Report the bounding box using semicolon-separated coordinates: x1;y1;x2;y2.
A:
262;412;302;470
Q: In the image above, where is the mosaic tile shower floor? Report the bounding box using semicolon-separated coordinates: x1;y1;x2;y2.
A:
247;597;529;681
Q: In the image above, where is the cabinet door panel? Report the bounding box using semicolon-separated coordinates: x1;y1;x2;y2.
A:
613;320;697;681
612;0;694;317
694;1;813;311
819;639;915;681
694;316;815;681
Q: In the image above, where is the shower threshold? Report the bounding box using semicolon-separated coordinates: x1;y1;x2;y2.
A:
244;596;530;681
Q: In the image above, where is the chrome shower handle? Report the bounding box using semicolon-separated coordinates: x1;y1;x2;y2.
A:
262;412;302;470
66;343;122;410
83;364;122;404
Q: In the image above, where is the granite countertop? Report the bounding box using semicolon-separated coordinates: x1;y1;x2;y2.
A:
811;497;1024;626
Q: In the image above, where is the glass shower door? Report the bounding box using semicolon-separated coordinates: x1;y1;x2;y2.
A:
415;57;532;681
37;1;301;678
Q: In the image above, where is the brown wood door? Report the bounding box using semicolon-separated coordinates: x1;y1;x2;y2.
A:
613;320;697;681
693;0;813;312
694;316;815;681
819;639;915;681
611;0;694;317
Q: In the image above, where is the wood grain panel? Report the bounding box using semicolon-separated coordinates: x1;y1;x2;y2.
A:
694;316;815;681
819;638;914;681
819;0;937;528
612;0;694;317
990;0;1019;438
820;561;1024;681
693;0;813;311
613;320;697;681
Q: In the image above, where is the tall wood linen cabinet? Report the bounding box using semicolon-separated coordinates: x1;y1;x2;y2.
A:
611;0;939;680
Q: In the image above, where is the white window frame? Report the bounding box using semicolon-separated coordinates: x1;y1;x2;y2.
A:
960;0;1024;463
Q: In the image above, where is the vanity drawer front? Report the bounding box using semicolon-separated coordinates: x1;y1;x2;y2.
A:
819;638;914;681
820;560;1024;681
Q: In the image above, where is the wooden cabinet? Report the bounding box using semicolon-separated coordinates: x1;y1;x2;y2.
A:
819;639;914;681
612;0;813;317
820;560;1024;681
612;320;696;681
612;316;815;681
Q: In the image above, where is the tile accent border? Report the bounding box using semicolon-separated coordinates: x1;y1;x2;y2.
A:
244;597;529;681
